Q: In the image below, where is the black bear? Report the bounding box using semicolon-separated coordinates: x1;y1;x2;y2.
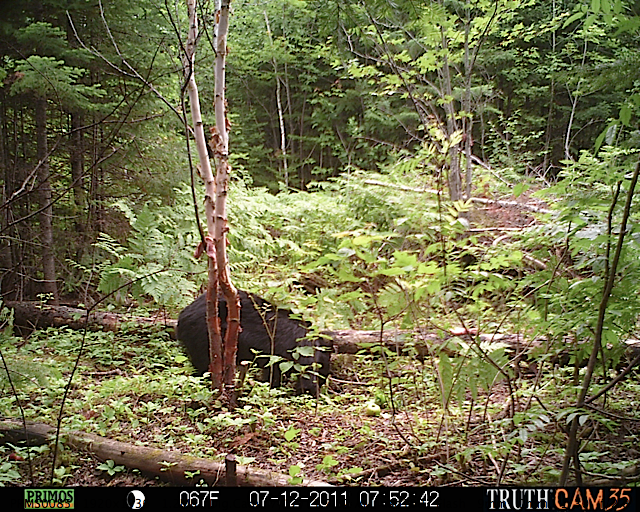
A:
176;290;331;394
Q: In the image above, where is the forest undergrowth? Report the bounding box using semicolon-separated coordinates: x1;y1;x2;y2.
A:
2;158;640;487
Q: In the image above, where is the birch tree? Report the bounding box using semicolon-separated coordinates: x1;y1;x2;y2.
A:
183;0;239;396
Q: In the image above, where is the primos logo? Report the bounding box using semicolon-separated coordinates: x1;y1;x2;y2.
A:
24;489;75;509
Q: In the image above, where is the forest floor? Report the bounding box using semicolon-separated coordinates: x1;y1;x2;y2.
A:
4;199;640;488
10;365;640;488
7;372;525;487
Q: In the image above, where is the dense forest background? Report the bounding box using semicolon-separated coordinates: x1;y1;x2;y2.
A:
1;0;640;489
2;0;638;305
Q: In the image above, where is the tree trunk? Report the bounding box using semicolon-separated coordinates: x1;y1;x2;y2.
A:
184;0;224;391
264;11;288;188
439;35;461;202
66;12;87;250
213;0;240;393
463;9;473;201
183;0;239;396
542;0;557;173
34;96;59;304
70;112;86;240
0;92;15;298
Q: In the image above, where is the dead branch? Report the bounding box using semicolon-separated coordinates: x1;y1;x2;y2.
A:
363;179;552;214
469;227;523;232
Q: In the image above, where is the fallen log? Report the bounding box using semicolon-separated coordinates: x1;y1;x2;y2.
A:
328;328;536;358
5;301;176;337
0;419;330;487
19;302;634;361
5;300;536;357
4;301;538;356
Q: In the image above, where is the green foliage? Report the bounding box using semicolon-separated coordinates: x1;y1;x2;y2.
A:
94;192;201;306
2;0;639;306
223;0;364;186
315;454;339;474
2;0;640;488
304;207;521;329
0;306;60;389
438;338;510;409
524;147;640;361
15;22;86;61
0;456;21;486
9;22;103;108
227;181;354;273
96;460;126;476
11;55;105;108
287;464;303;485
0;353;58;390
93;180;360;305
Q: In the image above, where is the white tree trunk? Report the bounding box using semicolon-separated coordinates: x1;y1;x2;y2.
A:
264;11;288;187
184;0;227;392
184;0;216;239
